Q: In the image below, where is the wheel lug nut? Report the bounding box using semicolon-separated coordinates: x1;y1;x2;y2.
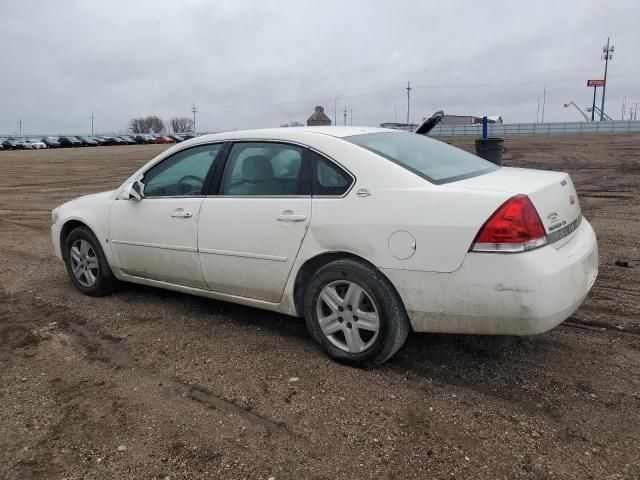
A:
347;323;352;329
353;316;358;321
347;305;352;311
338;306;344;312
338;317;343;322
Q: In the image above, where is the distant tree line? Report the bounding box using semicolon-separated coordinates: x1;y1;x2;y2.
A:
129;115;194;134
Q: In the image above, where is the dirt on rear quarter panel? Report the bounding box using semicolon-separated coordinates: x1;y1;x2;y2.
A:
0;138;639;479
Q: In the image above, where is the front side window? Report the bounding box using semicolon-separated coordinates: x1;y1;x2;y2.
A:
345;132;498;184
143;143;222;197
220;142;305;196
311;152;352;196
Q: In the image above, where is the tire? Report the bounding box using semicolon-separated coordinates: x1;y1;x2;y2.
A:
63;226;120;296
303;259;411;367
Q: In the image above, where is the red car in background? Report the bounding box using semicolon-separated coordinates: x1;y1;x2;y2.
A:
153;136;175;144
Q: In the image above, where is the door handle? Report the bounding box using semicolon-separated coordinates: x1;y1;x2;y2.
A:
171;209;193;218
276;211;306;222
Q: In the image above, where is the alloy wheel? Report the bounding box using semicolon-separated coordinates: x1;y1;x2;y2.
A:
316;280;380;353
70;239;99;287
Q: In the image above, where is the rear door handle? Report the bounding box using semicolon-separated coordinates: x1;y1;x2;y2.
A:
276;211;306;222
171;209;192;218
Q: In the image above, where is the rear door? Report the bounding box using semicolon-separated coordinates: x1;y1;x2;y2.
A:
197;141;311;302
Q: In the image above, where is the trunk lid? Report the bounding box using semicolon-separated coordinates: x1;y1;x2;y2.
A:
452;166;582;236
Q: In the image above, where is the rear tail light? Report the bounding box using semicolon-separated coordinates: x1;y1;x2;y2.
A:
471;194;547;253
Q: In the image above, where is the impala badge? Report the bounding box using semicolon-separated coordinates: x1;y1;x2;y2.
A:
356;188;371;197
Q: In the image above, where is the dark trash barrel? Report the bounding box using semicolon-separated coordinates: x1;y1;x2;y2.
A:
475;137;505;165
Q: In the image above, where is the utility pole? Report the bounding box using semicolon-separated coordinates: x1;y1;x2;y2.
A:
333;94;342;126
191;103;198;133
406;81;411;126
541;85;546;123
343;107;347;126
18;118;22;136
633;102;640;121
350;108;354;126
90;113;95;135
536;98;540;123
600;37;614;121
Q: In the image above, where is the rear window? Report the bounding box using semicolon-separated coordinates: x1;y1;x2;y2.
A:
345;132;498;184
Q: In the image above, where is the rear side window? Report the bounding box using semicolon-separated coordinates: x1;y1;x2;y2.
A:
311;152;352;196
345;132;498;184
220;142;305;196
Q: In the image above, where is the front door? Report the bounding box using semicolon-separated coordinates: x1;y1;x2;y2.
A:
109;143;223;288
198;142;311;302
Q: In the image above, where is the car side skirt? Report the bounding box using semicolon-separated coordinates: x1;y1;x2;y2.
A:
115;272;298;317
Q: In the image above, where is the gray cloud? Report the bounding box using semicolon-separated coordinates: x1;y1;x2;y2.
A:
1;0;639;135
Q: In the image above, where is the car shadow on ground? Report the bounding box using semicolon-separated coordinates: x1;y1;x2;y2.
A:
119;282;560;383
114;282;566;415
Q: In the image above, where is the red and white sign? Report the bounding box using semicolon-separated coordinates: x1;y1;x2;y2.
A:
587;79;605;87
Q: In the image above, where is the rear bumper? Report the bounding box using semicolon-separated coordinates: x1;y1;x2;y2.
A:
383;218;598;335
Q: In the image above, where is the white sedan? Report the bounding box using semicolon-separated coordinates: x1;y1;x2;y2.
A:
24;138;47;149
51;127;598;366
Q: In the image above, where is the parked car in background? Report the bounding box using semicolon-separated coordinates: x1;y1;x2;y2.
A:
153;136;175;144
168;134;184;143
103;137;125;146
59;136;82;148
78;136;99;147
2;138;24;150
181;133;196;141
93;137;108;146
24;138;47;149
49;126;598;367
117;136;135;145
42;136;62;148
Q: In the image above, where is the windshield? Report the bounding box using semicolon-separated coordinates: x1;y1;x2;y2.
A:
345;132;498;184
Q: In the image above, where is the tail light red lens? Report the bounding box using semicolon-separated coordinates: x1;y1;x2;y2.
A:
471;194;547;253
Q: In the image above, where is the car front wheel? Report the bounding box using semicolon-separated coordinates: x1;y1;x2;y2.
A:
304;259;410;367
63;226;120;296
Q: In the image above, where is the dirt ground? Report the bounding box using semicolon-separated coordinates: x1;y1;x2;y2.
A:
0;135;639;479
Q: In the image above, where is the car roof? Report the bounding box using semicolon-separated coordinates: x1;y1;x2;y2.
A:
192;126;398;144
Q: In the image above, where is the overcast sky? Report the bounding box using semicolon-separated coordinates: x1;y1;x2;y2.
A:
1;0;639;135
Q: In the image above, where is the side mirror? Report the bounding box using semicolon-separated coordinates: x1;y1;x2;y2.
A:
122;180;145;201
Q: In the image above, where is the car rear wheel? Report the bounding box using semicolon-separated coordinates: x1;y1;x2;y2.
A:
304;259;410;367
63;226;120;296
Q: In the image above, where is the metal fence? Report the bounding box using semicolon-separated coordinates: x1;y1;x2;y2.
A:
429;120;640;136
